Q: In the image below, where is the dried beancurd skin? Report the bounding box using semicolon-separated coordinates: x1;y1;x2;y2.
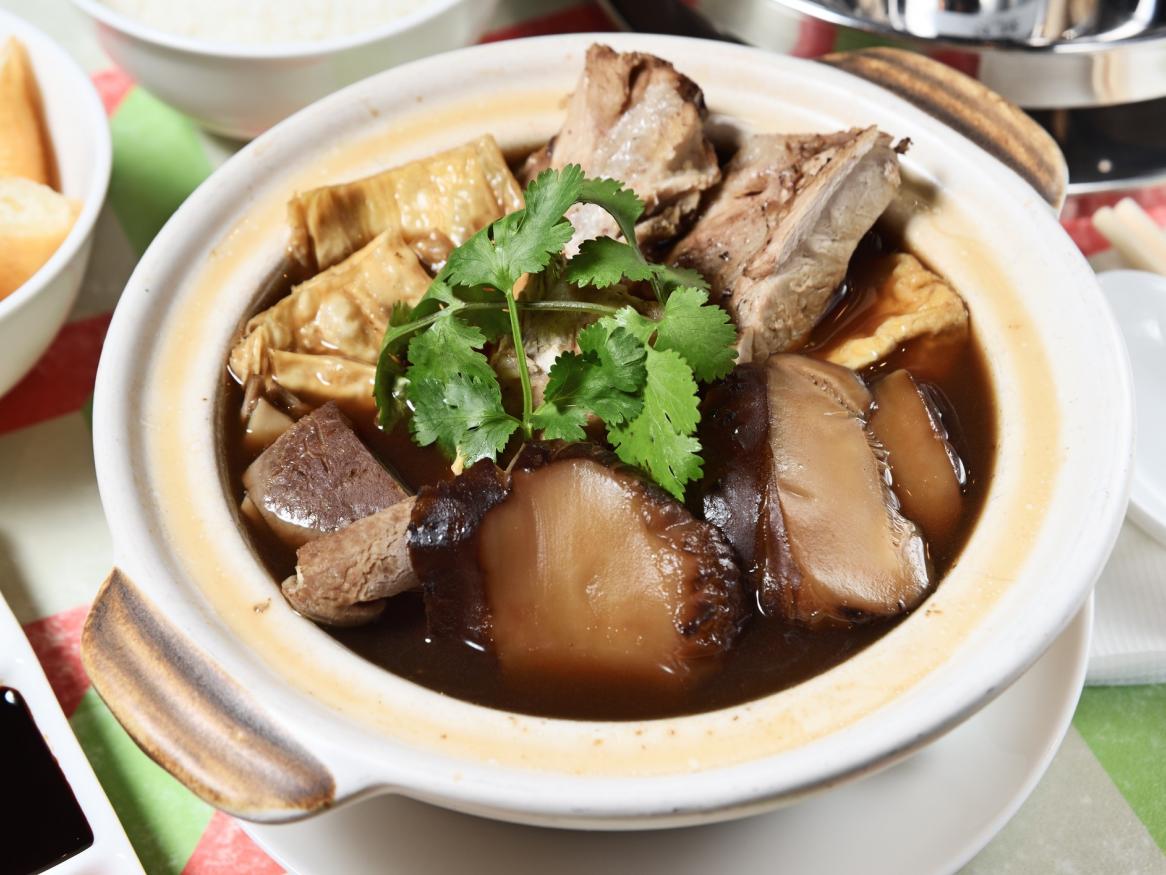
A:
266;351;377;419
824;252;968;371
231;136;524;405
229;231;432;382
287;134;524;271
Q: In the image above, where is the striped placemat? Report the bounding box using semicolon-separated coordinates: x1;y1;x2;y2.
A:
0;1;1161;871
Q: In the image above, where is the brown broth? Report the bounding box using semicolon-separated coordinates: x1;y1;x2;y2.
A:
221;236;997;722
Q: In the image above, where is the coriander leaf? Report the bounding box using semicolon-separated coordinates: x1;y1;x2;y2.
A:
592;292;738;384
511;163;585;254
607;347;703;500
375;296;428;429
564;237;655;289
381;295;435;359
380;274;507;357
652;262;710;295
446;165;583;293
441;226;507;293
406;310;489;372
653;287;738;382
390;298;415;329
410;375;519;463
375;273;510;430
576;322;647;392
449;285;509;341
373;356;408;431
526;353;602;441
578;176;644;244
602;306;656;345
529;356;592;440
532;326;647;440
405;316;519;462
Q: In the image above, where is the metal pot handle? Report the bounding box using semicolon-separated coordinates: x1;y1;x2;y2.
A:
82;569;336;822
821;47;1067;211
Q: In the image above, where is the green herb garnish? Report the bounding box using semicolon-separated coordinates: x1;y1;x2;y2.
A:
373;165;738;498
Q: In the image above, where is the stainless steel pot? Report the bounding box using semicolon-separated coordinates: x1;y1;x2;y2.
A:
695;0;1166;109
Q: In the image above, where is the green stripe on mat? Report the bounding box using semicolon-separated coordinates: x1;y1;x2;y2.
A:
108;87;214;255
830;29;900;53
70;688;213;874
1074;684;1166;851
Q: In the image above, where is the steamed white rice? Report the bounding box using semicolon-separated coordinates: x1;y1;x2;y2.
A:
101;0;439;46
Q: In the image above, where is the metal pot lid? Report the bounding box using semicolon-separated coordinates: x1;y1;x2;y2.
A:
694;0;1166;108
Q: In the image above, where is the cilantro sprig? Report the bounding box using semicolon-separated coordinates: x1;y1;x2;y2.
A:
373;165;738;498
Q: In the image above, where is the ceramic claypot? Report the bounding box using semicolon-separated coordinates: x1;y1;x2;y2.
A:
85;34;1132;829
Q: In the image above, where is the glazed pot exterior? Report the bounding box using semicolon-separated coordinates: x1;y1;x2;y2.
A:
89;35;1131;828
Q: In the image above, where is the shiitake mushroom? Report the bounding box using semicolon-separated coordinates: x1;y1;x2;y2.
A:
699;354;943;627
410;443;748;686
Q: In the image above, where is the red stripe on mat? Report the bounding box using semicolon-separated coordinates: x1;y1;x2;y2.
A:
182;812;284;875
0;312;111;435
480;2;614;42
1062;187;1166;257
92;67;135;116
22;604;91;718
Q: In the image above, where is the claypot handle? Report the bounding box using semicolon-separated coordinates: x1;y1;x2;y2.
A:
82;568;336;822
821;47;1067;212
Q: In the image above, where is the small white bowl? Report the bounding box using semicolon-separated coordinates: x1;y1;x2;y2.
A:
69;0;499;140
0;10;111;400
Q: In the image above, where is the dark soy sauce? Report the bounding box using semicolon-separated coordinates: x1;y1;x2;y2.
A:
0;687;93;875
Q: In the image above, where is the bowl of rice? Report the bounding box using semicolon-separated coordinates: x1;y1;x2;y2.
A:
69;0;498;139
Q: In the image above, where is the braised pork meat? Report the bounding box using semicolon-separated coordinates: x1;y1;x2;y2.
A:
527;44;721;253
283;496;418;626
242;402;409;547
670;128;901;362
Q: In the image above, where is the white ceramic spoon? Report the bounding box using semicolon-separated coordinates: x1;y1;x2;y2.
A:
1098;270;1166;546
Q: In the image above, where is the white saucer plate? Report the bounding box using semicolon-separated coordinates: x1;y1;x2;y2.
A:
247;599;1092;875
1098;270;1166;546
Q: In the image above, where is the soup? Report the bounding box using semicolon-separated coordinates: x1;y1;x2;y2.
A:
220;44;997;721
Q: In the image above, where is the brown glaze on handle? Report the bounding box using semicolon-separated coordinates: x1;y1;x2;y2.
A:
82;569;335;822
821;47;1067;212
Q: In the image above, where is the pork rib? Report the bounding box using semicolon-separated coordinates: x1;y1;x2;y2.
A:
670;127;901;362
527;44;721;253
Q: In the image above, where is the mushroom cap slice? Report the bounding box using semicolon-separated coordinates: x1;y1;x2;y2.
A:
870;369;965;545
768;356;930;624
700;355;931;627
410;443;747;686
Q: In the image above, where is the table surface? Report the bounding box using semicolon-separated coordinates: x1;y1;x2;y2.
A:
0;1;1163;873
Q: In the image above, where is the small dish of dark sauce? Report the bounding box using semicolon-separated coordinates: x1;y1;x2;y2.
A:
0;687;93;875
